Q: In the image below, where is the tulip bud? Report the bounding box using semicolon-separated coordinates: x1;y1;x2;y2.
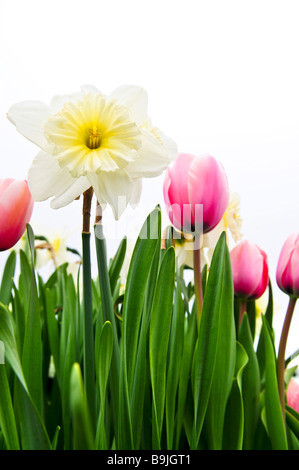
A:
276;235;299;420
163;153;229;234
276;233;299;298
287;378;299;414
230;240;269;300
0;178;34;251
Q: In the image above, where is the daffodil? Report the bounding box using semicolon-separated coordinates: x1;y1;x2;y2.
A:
7;85;177;219
14;224;81;278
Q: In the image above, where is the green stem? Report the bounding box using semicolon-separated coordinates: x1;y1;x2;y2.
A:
277;296;297;422
82;188;96;431
193;245;203;329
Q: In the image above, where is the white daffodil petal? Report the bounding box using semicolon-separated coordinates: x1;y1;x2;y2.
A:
109;85;148;126
7;101;52;151
129;178;142;208
49;92;84;113
27;150;89;207
9;84;177;219
153;127;178;163
50;176;90;209
125;128;174;179
80;84;102;95
88;171;137;220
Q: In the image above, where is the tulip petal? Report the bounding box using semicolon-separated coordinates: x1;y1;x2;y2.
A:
290;236;299;295
253;248;269;298
287;379;299;414
7;101;52;151
276;233;299;295
163;153;194;230
230;241;268;299
27;151;90;208
0;180;34;251
188;155;229;233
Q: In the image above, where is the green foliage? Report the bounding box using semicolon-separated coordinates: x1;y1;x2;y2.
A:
0;214;298;450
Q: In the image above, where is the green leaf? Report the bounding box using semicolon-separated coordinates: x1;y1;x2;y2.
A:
256;280;274;378
175;304;197;449
70;363;95;450
238;313;261;449
0;302;27;390
129;309;149;450
18;250;32;309
0;250;16;305
0;303;51;450
261;315;288;450
122;207;161;392
12;283;26;356
118;208;161;449
286;405;299;440
51;426;61;450
95;321;113;449
21;225;43;414
60;308;76;450
204;239;236;449
223;342;248;450
130;239;161;450
166;273;185;449
191;232;232;448
98;320;113;401
150;246;175;450
81;232;96;428
94;224;121;440
14;382;51;450
0;364;20;449
108;236;127;295
44;288;61;384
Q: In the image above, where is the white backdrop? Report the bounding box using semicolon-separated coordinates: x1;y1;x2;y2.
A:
0;0;298;359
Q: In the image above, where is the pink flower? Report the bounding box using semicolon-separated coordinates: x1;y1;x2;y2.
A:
0;178;34;251
163;153;229;234
230;240;269;300
287;378;299;414
276;233;299;298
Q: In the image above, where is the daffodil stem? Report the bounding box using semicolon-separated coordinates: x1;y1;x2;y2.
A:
277;296;297;422
82;188;96;431
193;246;203;329
82;187;94;233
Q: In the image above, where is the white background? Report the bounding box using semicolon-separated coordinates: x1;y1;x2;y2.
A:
0;0;298;360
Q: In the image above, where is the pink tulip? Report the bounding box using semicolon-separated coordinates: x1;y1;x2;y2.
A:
276;233;299;298
0;178;34;251
230;240;269;300
287;378;299;414
163;153;229;234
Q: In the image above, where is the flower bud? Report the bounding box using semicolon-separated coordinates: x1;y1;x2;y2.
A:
163;153;229;234
230;240;269;300
0;178;34;251
276;233;299;298
287;378;299;414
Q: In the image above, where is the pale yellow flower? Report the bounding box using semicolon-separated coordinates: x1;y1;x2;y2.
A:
7;85;177;219
222;192;243;244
